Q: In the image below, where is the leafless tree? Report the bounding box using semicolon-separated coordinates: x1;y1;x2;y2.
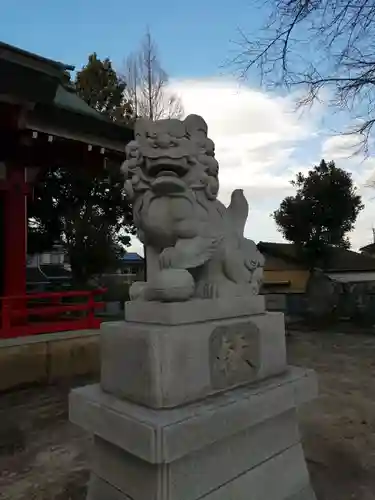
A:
231;0;375;152
123;30;184;121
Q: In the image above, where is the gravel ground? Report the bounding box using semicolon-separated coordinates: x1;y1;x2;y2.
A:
288;330;375;500
0;330;375;499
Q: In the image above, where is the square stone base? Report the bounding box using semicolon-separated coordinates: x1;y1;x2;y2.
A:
86;442;315;500
101;305;286;408
70;367;317;500
88;410;308;500
87;477;316;500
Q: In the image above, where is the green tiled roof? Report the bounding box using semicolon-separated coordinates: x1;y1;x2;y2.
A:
0;40;133;150
53;84;107;119
0;41;73;79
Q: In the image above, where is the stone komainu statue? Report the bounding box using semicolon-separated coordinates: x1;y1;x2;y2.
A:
121;114;264;301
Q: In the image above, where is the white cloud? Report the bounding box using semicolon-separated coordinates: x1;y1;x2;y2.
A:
322;134;360;160
173;78;321;236
319;135;375;249
345;178;375;250
127;77;375;255
350;204;375;251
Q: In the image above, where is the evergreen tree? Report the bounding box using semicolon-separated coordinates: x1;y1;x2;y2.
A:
273;159;364;266
28;54;134;285
75;53;132;121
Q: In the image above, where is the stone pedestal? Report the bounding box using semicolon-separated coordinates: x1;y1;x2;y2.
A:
69;298;317;500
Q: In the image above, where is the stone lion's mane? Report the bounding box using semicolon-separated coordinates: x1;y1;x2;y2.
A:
121;118;223;225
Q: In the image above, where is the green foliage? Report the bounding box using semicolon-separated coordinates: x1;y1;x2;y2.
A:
29;160;134;285
273;159;364;266
75;53;132;120
28;53;135;284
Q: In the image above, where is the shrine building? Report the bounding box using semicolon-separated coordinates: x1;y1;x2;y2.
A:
0;41;133;338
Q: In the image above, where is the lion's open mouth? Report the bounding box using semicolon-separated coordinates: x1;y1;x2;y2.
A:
156;170;178;178
148;162;188;179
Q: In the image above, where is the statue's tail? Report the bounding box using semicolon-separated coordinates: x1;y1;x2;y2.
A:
226;189;249;239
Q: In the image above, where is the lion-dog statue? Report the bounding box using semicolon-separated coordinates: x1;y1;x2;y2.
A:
121;114;264;301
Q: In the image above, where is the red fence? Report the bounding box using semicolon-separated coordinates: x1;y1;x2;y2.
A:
0;289;106;339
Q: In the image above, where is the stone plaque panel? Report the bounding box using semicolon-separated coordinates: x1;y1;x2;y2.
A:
209;321;260;390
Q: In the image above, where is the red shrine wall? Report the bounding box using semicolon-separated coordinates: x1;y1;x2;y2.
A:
0;164;27;298
0;193;4;295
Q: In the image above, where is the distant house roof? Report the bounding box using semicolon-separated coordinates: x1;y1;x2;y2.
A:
360;242;375;253
259;251;306;271
257;242;306;267
257;241;375;273
121;252;144;263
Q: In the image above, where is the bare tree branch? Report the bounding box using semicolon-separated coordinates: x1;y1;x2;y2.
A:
230;0;375;152
122;29;184;121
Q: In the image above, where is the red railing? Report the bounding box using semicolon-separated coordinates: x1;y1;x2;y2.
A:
0;289;106;339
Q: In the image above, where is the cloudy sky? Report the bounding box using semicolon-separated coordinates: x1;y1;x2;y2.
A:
2;0;375;254
126;79;375;255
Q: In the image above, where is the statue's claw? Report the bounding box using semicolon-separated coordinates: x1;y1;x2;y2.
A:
159;247;176;269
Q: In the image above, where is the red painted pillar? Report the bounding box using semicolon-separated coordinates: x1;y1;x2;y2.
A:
3;166;27;299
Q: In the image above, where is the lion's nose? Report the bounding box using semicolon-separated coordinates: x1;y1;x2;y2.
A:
156;134;172;148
